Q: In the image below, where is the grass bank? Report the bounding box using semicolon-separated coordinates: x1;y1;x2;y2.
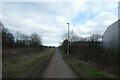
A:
3;48;55;78
62;53;118;78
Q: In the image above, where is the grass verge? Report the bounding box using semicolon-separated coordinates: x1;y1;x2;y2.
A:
3;48;55;78
62;53;118;78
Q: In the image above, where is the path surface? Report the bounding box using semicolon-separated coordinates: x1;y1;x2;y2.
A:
42;48;78;78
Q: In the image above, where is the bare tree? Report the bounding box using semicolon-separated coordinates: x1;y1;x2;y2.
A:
2;27;14;48
31;33;42;47
0;20;4;33
90;34;102;42
62;30;81;43
85;34;102;42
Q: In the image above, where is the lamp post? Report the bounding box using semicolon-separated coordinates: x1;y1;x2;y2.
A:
67;23;69;55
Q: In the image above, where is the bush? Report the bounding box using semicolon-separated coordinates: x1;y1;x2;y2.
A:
60;40;119;76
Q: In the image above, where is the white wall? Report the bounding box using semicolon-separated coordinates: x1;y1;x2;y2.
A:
102;20;119;50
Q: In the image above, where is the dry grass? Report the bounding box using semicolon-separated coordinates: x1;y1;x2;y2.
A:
3;48;43;58
3;48;55;78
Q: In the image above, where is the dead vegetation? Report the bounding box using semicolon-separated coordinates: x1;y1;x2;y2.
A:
3;48;44;58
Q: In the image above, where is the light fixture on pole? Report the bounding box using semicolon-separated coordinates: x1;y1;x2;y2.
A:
66;23;69;55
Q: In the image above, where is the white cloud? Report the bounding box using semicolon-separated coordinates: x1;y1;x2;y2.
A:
1;1;118;46
70;1;118;38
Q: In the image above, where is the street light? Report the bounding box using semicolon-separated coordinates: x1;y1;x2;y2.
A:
67;23;69;55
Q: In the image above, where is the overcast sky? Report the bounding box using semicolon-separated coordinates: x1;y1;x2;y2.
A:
1;0;119;47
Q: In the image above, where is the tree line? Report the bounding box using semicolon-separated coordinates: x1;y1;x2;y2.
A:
1;22;42;49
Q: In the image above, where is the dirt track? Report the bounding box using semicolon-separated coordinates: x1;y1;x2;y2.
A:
42;48;78;78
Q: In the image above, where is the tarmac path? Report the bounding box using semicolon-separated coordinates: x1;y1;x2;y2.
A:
42;48;78;78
